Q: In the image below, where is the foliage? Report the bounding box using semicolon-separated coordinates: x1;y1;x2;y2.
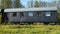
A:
14;0;25;8
34;0;39;7
57;7;60;23
1;0;12;8
0;13;2;24
0;25;60;34
0;0;25;8
58;12;60;23
39;1;47;7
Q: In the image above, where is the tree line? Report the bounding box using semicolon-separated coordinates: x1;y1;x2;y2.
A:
0;0;25;9
34;0;57;7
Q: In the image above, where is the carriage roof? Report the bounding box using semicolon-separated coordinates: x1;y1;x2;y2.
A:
0;7;57;12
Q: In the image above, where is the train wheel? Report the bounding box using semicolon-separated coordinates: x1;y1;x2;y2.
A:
44;22;49;25
28;22;33;25
54;22;57;25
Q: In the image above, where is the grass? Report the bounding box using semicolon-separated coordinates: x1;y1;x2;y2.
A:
0;25;60;34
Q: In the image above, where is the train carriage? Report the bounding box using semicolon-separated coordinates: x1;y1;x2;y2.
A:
0;7;57;24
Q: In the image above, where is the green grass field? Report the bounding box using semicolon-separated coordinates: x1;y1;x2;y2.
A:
0;25;60;34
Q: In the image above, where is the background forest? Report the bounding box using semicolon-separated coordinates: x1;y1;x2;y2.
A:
0;0;60;24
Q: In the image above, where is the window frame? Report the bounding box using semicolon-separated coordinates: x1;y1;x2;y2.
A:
45;12;51;16
36;12;42;16
13;12;17;17
28;12;33;16
20;12;24;16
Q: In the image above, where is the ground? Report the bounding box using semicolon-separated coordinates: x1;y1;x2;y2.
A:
0;24;60;34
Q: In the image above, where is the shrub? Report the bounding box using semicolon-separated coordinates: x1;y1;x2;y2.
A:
58;12;60;23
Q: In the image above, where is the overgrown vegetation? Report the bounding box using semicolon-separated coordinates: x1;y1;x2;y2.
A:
0;15;1;22
0;25;59;34
58;12;60;23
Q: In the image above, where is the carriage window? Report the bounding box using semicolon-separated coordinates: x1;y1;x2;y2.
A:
28;12;33;16
37;12;42;16
45;12;51;16
20;12;24;16
13;12;17;17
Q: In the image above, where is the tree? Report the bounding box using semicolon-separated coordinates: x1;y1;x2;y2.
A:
1;0;12;8
0;0;2;9
34;0;39;7
1;0;24;8
14;0;24;8
39;1;47;7
6;0;12;8
51;1;57;7
1;0;5;8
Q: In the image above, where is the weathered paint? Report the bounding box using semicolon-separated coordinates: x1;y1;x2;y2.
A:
7;10;57;23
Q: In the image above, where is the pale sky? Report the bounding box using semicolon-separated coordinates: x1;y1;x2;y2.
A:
21;0;55;7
